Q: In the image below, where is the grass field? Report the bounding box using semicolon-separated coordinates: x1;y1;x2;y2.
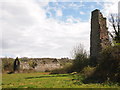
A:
2;72;120;88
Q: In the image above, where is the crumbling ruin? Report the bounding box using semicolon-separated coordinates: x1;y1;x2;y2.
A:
13;57;20;72
90;9;111;63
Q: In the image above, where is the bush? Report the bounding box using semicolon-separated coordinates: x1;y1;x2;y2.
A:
71;44;89;72
81;66;96;78
51;63;73;74
51;44;89;74
72;53;88;72
87;45;120;83
2;58;14;72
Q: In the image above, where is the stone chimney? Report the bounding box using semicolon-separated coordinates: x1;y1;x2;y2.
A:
90;9;110;63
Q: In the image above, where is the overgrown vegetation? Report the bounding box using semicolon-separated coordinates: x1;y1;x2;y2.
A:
51;44;89;74
88;45;120;83
2;58;14;72
49;44;85;75
71;44;89;72
51;43;120;85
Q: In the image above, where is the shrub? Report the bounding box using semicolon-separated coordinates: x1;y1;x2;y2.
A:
72;53;88;72
51;44;89;74
81;66;96;78
51;63;73;74
2;58;14;72
71;44;88;72
87;45;120;83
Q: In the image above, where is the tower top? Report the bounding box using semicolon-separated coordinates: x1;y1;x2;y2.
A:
92;9;100;13
91;9;104;19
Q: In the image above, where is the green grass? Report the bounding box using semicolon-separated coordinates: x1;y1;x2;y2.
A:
2;72;120;88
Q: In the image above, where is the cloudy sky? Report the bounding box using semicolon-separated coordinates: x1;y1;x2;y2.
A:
0;0;119;58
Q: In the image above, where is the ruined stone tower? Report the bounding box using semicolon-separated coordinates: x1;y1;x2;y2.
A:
90;9;110;62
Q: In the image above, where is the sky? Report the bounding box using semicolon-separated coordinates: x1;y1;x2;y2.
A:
0;0;119;58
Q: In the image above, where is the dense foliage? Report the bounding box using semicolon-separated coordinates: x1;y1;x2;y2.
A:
91;45;120;83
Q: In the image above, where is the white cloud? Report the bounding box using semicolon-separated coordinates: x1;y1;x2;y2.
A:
102;2;118;16
56;9;63;16
66;16;81;23
80;11;85;15
96;0;119;16
0;0;90;58
68;2;84;9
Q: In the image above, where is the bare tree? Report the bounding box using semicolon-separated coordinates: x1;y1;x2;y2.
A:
71;44;88;71
72;44;87;58
108;14;120;44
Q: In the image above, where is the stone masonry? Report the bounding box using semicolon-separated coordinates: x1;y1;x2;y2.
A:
90;9;110;62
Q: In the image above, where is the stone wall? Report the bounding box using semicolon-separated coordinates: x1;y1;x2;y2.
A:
20;58;73;72
90;9;110;62
2;57;73;73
